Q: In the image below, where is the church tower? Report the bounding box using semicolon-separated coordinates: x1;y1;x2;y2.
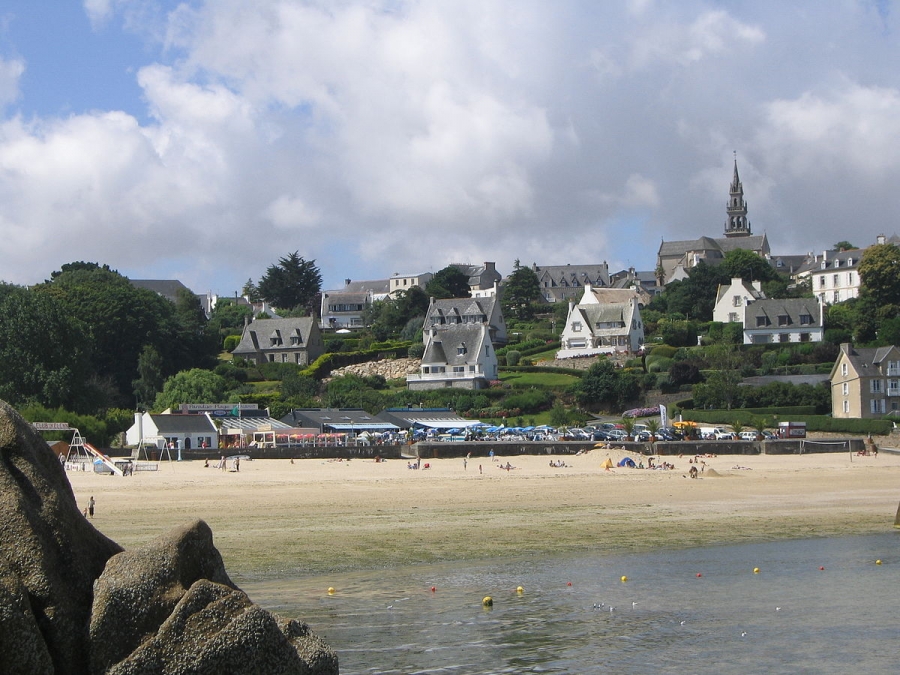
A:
724;155;751;237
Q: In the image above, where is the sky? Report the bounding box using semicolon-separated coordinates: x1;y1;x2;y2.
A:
1;0;899;296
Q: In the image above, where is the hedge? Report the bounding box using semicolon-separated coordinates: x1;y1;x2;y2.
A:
300;342;413;380
499;365;585;377
678;410;893;435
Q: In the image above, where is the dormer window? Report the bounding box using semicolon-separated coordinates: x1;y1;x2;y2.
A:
457;343;467;355
756;315;769;327
777;315;790;326
800;314;812;326
269;330;283;346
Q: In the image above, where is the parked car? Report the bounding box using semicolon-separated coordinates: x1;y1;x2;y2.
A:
704;427;736;440
634;431;652;442
761;430;777;440
739;431;759;441
591;430;614;442
607;429;629;440
656;427;680;441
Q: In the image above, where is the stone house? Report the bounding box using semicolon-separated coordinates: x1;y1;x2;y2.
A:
830;343;900;418
407;324;498;390
231;317;324;366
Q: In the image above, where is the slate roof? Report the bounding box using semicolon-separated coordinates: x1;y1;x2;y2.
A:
339;279;391;295
426;297;496;325
280;408;399;432
744;298;821;329
533;264;610;288
377;408;477;430
231;317;317;355
422;324;489;367
150;414;218;434
130;279;193;303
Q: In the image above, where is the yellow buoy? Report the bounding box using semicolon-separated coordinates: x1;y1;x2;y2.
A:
876;559;882;565
753;567;760;574
482;596;493;607
327;587;335;595
621;575;627;582
516;586;524;594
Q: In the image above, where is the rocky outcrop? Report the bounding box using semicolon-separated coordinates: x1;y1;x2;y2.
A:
329;357;420;381
0;400;337;675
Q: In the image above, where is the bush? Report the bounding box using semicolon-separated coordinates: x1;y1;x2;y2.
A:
408;342;425;358
649;345;679;359
506;350;522;366
501;388;553;414
223;334;241;352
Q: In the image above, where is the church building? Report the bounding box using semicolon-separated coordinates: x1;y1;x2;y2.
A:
657;158;770;284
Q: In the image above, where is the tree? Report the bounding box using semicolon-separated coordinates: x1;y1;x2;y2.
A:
172;287;220;372
693;344;743;409
154;369;228;410
35;264;177;408
859;243;900;307
425;265;471;299
501;260;542;320
0;283;94;411
210;299;254;334
242;278;261;303
132;346;165;409
834;241;856;252
719;248;778;284
257;252;322;311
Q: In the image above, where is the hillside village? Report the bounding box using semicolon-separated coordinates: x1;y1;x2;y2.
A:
6;161;900;450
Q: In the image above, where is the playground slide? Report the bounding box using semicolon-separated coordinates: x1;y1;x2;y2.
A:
84;443;124;476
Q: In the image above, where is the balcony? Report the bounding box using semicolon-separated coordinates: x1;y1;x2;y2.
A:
888;387;900;397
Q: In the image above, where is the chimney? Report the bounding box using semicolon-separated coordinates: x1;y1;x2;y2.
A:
345;278;351;286
841;342;852;355
877;234;886;245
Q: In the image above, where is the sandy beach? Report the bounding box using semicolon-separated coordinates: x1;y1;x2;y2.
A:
65;447;900;581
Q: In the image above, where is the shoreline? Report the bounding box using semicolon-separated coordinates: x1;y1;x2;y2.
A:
65;450;900;581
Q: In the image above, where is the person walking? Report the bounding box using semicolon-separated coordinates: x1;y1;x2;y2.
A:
88;496;95;518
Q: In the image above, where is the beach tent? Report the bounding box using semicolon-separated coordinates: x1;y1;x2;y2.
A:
617;457;636;468
601;458;614;470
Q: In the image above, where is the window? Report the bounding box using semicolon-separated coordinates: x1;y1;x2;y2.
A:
756;315;769;327
777;315;790;326
457;343;467;355
779;333;789;343
842;382;849;395
841;363;848;376
800;314;812;325
870;399;885;414
453;366;464;373
572;321;582;332
728;312;739;323
843;400;850;413
733;295;742;307
871;379;883;393
799;333;810;342
819;276;826;288
833;274;839;286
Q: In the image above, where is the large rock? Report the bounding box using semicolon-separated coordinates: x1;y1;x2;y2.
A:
0;401;338;674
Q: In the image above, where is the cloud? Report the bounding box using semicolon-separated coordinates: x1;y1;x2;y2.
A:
0;56;24;107
2;1;900;296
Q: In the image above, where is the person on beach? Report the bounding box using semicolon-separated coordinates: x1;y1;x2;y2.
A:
88;496;95;518
463;457;467;470
234;457;240;472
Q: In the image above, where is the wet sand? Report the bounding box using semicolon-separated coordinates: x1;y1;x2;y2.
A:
66;448;900;581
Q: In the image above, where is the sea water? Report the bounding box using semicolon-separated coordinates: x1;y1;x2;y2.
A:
243;533;900;674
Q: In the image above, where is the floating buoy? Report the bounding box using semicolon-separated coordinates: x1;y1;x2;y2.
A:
620;575;627;582
819;566;825;571
431;586;436;592
482;596;493;607
566;581;572;586
516;586;524;594
753;567;760;574
696;573;702;578
876;560;882;565
327;587;335;595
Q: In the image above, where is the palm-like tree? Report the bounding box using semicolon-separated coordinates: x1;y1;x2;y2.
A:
645;418;660;442
621;416;636;440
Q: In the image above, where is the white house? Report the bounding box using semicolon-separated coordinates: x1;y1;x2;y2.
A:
712;277;765;325
810;249;862;305
407;324;498;390
556;284;644;358
423;296;508;346
126;412;218;451
742;298;824;345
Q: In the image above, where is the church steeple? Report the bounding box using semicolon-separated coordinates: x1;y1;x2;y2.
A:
724;153;751;237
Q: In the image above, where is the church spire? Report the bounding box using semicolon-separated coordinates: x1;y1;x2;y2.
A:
724;152;751;237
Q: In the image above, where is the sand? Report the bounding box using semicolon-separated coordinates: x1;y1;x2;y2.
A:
65;447;900;582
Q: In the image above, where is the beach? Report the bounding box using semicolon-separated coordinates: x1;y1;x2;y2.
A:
65;448;900;581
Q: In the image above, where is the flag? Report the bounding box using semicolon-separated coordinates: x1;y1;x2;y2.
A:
660;405;668;428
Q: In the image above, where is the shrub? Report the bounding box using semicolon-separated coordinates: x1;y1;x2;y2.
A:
223;334;241;352
506;350;522;366
650;345;679;359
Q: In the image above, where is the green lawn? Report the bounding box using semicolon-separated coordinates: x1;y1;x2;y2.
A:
499;371;580;387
